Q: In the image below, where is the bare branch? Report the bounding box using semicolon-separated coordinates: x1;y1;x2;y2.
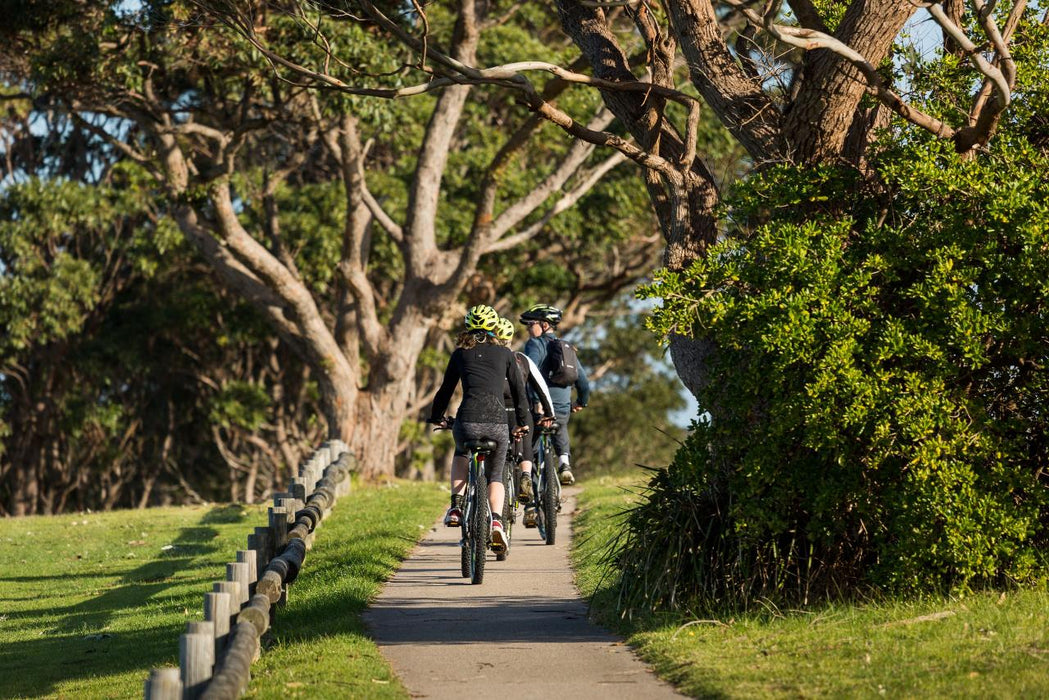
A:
925;2;1011;104
487;150;630;253
489;107;618;240
723;0;956;141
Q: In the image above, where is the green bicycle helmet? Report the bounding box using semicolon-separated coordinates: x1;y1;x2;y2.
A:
464;304;499;332
519;303;562;325
494;317;515;341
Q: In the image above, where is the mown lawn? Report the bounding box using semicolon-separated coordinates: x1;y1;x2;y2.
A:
0;480;446;699
574;474;1049;699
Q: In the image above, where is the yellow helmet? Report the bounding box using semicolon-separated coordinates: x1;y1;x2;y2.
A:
464;304;499;332
494;317;514;341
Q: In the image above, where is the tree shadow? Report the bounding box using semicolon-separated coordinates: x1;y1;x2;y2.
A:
0;506;238;697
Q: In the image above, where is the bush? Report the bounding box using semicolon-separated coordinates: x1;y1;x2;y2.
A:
619;124;1049;614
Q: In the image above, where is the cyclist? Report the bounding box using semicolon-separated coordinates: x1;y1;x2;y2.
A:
493;317;554;507
428;304;530;552
519;303;590;486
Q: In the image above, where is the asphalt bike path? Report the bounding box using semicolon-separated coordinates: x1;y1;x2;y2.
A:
364;486;681;699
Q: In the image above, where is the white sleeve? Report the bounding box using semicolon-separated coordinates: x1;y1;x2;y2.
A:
524;354;555;416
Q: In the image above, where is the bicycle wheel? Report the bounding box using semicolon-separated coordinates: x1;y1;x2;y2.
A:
534;445;548;542
542;458;558;546
497;464;513;562
471;468;489;584
460;485;471;578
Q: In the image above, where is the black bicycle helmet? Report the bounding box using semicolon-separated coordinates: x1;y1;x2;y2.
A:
519;303;562;325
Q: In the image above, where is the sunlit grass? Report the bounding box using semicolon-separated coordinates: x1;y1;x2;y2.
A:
574;474;1049;698
0;481;445;699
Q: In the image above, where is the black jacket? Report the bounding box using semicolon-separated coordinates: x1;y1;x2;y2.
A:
430;343;529;425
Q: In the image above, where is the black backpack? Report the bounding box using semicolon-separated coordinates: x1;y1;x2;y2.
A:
543;338;580;387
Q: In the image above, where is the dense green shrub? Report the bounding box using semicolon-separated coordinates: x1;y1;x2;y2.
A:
617;28;1049;612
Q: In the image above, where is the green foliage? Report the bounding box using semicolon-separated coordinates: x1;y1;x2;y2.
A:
569;307;687;477
623;36;1049;610
209;381;270;431
575;477;1049;699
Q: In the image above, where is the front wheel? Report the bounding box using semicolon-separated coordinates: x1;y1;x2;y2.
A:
542;460;557;545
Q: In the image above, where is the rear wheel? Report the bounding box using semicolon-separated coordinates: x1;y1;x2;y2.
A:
460;487;471;578
497;465;513;561
470;469;489;584
535;447;548;541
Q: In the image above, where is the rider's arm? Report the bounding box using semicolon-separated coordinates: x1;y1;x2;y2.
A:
507;351;530;428
523;336;545;369
523;354;555;417
574;355;591;409
428;351;462;422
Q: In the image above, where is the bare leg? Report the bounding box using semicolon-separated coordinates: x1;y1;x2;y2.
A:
450;455;468;496
489;481;505;518
520;459;532;477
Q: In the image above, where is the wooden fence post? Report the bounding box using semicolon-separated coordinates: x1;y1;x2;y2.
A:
179;621;214;700
213;581;241;620
144;667;181;700
268;507;288;552
252;526;272;571
203;592;232;661
226;562;250;607
236;550;257;596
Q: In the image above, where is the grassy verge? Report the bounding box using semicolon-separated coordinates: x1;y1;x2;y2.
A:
574;474;1049;699
0;480;446;699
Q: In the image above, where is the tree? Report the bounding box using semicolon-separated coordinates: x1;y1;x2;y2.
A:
207;0;1047;605
224;0;1028;397
1;1;666;479
614;11;1049;608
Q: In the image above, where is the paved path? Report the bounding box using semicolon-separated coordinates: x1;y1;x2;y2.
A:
364;487;681;700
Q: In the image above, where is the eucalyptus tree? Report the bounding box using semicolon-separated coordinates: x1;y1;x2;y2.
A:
1;1;669;479
220;0;1032;400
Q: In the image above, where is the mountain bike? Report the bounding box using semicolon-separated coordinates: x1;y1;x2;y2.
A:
434;419;495;584
531;420;561;545
497;439;522;562
460;437;497;583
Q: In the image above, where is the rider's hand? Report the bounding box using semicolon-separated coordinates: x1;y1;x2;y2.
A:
571;404;585;413
512;425;530;439
538;416;554;427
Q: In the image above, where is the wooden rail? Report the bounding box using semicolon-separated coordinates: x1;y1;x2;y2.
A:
144;440;354;700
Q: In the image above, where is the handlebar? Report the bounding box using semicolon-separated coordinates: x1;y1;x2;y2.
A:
430;416;454;431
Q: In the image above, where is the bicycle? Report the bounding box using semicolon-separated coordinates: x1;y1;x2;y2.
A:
531;420;561;545
497;437;524;562
434;419;496;584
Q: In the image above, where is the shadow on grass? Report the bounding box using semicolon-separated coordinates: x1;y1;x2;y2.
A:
0;506;236;697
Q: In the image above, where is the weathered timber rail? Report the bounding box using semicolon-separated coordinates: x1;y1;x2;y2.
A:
143;440;354;700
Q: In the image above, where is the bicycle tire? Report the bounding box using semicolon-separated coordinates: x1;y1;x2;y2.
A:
497;464;513;561
471;468;489;584
534;443;548;542
542;459;557;546
460;484;471;578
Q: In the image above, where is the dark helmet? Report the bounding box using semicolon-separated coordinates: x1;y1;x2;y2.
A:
519;303;562;325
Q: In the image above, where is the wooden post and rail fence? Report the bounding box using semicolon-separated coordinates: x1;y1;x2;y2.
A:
143;440;355;700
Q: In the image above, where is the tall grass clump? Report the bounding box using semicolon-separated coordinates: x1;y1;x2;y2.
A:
617;29;1049;616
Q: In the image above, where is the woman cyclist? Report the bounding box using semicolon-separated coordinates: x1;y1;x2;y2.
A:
428;305;530;552
493;317;554;506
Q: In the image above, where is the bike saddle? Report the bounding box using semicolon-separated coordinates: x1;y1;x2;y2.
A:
464;439;498;452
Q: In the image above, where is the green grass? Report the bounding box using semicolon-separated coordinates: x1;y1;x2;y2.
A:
574;474;1049;699
0;480;446;699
